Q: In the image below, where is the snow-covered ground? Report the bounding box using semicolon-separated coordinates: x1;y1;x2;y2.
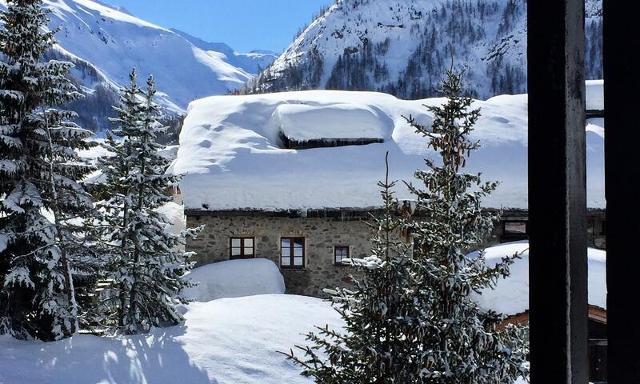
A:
174;88;605;211
0;242;602;383
0;258;338;384
0;295;341;384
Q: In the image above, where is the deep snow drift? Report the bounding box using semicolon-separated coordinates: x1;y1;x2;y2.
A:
184;259;286;302
173;88;605;211
0;295;342;384
472;241;607;315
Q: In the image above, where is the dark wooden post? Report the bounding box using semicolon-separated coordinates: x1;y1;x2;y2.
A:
528;0;589;383
603;1;640;383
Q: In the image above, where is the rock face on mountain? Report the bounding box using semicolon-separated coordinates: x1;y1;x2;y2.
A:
0;0;276;132
248;0;602;99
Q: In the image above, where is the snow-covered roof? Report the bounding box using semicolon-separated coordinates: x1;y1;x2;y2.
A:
586;80;604;111
472;242;606;316
173;89;605;211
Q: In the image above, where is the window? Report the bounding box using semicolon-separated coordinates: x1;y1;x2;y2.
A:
588;339;607;383
334;246;350;264
281;237;305;268
501;220;529;242
230;237;254;259
504;221;527;234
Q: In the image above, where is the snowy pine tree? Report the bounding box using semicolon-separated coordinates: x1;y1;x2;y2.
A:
401;69;529;383
285;153;432;382
286;70;529;383
97;69;198;334
0;0;94;340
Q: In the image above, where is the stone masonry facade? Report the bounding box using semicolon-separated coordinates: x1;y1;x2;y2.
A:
186;210;377;297
186;208;606;298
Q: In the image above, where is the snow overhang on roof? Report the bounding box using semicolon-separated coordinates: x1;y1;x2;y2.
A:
586;79;604;113
173;87;605;212
272;103;385;149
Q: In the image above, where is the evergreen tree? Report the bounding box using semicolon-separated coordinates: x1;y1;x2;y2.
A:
97;69;198;334
285;152;426;382
285;70;528;383
0;0;94;340
401;69;528;383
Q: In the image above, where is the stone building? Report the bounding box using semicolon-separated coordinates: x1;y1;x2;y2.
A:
185;207;606;296
187;209;373;296
173;87;605;297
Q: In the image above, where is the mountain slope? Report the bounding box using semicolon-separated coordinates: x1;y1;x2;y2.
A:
248;0;602;99
0;0;276;132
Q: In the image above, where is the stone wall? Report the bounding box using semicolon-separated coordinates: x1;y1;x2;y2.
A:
186;211;377;297
186;209;607;298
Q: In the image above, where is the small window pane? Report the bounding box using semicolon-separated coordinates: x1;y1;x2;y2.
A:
231;248;241;256
505;222;527;234
231;238;241;247
245;247;254;256
335;246;349;263
294;257;303;266
281;238;291;248
281;257;291;266
294;239;304;248
294;248;303;257
244;238;254;247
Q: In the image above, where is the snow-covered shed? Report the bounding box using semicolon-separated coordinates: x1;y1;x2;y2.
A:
172;86;605;295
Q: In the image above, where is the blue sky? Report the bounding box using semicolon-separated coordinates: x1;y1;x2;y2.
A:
109;0;333;53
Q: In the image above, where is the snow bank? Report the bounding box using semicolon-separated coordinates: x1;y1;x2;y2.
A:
174;89;605;211
472;241;607;315
0;295;342;384
183;258;286;302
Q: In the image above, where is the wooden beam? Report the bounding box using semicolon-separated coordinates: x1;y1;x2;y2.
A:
603;1;640;382
527;0;589;383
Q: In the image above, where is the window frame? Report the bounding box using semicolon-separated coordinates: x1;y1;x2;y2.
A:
503;220;528;235
501;220;529;243
334;245;350;265
280;237;305;269
229;236;255;260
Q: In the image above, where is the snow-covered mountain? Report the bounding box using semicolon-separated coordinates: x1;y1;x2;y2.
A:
0;0;277;132
247;0;603;99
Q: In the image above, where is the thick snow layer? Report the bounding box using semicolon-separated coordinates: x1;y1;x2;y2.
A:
0;295;342;384
586;80;604;111
472;241;607;315
174;90;605;211
183;259;286;302
273;103;385;141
